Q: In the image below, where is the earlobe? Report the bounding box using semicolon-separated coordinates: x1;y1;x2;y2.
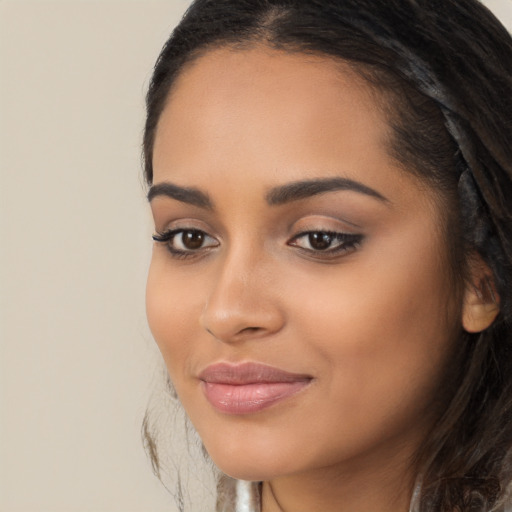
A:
462;259;500;333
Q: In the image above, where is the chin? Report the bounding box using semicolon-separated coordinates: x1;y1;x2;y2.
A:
206;444;292;482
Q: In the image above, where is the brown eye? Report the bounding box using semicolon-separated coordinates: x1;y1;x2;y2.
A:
288;230;363;258
152;228;219;257
181;230;205;250
308;232;334;250
173;229;219;252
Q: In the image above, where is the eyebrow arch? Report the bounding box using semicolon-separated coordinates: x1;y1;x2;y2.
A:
147;182;213;209
266;177;389;205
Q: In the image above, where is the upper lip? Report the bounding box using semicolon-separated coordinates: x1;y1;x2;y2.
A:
198;362;312;385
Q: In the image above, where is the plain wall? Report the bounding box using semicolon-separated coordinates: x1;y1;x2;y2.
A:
0;1;511;511
0;2;189;511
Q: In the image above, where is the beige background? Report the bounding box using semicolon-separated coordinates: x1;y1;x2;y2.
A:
0;1;511;511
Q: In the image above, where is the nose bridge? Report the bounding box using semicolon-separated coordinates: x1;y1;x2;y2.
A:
200;241;283;342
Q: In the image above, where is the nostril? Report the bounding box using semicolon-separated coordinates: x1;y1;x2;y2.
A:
240;326;261;334
205;325;263;342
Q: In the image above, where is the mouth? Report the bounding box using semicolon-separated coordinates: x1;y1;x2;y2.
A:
198;362;312;415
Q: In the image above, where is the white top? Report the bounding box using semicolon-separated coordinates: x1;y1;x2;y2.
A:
228;479;512;512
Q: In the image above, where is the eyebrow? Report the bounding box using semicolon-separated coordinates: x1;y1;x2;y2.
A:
147;182;213;209
266;177;388;205
148;176;388;209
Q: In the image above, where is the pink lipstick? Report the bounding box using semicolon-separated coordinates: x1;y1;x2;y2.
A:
199;362;312;414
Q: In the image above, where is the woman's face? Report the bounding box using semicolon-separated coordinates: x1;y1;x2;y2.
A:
146;47;462;481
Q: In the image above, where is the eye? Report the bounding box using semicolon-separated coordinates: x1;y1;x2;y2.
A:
152;228;219;258
289;231;362;257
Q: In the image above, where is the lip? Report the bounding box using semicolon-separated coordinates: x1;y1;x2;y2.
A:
199;362;312;415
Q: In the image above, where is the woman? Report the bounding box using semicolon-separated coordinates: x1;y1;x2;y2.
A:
142;0;512;511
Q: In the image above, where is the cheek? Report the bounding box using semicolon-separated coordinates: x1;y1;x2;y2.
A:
146;257;200;372
292;242;457;355
286;230;460;434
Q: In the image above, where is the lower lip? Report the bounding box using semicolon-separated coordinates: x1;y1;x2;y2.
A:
202;380;310;415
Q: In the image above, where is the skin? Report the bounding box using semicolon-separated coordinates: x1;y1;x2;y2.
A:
146;46;467;512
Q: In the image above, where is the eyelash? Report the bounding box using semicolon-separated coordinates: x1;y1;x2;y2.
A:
152;228;219;259
288;231;362;258
152;228;363;260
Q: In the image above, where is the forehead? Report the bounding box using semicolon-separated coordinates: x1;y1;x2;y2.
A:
165;45;376;108
153;46;392;173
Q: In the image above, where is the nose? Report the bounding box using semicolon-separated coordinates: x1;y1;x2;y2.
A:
200;250;285;343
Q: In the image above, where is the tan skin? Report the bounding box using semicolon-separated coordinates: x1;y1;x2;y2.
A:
146;47;499;512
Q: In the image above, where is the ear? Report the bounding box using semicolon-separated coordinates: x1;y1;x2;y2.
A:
462;255;500;333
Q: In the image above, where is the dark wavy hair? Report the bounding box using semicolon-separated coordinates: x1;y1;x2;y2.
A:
142;1;512;510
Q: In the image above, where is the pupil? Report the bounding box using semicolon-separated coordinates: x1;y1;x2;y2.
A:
183;230;204;249
309;232;332;250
